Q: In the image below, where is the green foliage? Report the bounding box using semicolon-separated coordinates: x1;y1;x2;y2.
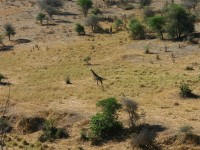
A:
113;19;123;31
91;8;102;15
90;112;122;139
90;98;123;140
148;15;166;39
39;119;68;142
163;4;195;39
4;23;16;41
96;97;122;115
179;84;192;98
75;23;85;35
129;19;145;40
38;0;64;18
77;0;93;17
36;12;46;25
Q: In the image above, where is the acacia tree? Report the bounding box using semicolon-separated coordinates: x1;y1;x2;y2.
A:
4;23;16;41
36;12;46;25
164;4;195;39
129;19;145;40
77;0;93;17
148;15;166;40
38;0;64;19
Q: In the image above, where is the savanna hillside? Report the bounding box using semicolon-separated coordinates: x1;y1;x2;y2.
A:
0;0;200;149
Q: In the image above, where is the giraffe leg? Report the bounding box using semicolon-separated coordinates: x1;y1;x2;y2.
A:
97;80;98;86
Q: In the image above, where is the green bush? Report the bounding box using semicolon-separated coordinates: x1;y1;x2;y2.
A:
179;84;192;98
90;98;123;140
39;119;68;142
77;0;93;17
129;19;145;40
75;23;85;35
163;4;195;39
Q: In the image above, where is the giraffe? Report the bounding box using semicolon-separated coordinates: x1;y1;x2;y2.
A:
90;69;105;86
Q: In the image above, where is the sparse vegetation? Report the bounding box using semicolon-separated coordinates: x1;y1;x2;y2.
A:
39;119;68;142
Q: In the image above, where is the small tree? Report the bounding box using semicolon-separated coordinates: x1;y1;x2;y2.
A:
38;0;64;19
148;15;166;39
122;98;139;130
129;19;145;40
77;0;93;17
75;23;85;35
164;4;195;39
90;98;123;140
85;15;101;32
4;23;16;41
36;12;46;25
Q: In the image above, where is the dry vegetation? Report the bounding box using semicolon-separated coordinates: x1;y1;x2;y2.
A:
0;0;200;149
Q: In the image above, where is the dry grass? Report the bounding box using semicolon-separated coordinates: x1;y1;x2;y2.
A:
0;0;200;149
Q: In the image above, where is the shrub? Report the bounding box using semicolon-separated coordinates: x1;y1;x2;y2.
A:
0;74;7;83
38;0;64;18
4;23;16;41
148;15;166;40
90;98;123;140
179;84;192;98
91;8;102;15
131;128;155;149
129;19;145;40
85;15;101;32
75;23;85;36
163;4;196;39
39;119;68;142
122;98;139;130
77;0;93;17
90;112;122;139
36;12;46;25
0;35;3;45
113;19;123;31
